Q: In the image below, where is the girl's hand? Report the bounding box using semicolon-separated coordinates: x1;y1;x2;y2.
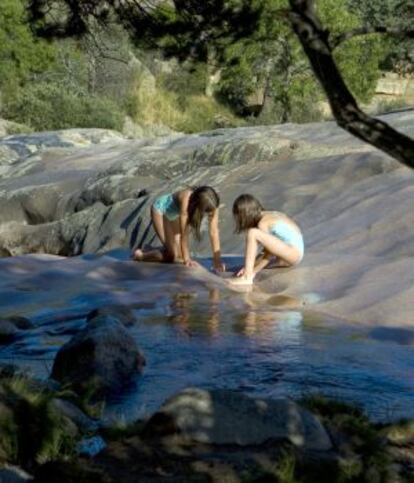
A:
184;259;199;268
213;261;226;273
235;267;245;277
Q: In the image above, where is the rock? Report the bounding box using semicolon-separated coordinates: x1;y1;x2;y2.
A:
86;306;137;327
51;398;101;433
0;465;33;483
76;436;107;457
0;118;32;138
51;315;145;398
0;320;20;343
0;112;412;261
144;388;332;451
122;116;144;139
383;421;414;446
5;316;33;330
0;316;33;343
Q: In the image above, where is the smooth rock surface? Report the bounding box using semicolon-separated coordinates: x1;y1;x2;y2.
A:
0;113;413;327
145;387;332;451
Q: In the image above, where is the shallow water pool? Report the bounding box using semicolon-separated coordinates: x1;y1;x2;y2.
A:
0;250;413;423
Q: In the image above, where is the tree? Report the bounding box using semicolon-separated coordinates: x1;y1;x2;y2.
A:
27;0;414;167
218;0;383;123
0;0;55;99
288;0;414;167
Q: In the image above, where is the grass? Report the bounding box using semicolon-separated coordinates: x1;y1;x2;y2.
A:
126;80;241;134
301;394;393;482
0;375;78;467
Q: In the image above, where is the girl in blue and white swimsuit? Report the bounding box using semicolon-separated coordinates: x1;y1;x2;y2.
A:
230;194;304;286
133;186;225;272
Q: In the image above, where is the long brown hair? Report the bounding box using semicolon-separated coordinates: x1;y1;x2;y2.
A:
232;194;263;233
188;186;220;241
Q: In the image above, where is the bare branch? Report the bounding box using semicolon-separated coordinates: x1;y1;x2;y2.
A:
331;25;414;49
288;0;414;169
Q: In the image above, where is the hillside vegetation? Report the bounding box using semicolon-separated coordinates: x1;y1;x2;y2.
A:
0;0;411;135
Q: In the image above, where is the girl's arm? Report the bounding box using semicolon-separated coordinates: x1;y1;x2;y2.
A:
209;209;225;272
179;191;196;266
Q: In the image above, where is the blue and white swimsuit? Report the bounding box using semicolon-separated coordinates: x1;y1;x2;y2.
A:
152;193;180;221
269;220;304;262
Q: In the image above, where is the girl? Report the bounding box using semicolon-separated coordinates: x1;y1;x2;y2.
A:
133;186;225;272
230;194;304;285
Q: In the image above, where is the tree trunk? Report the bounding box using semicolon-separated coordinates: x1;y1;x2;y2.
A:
205;45;221;97
288;0;414;168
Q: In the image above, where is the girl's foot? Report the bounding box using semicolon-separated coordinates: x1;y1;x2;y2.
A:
132;249;144;261
229;275;254;286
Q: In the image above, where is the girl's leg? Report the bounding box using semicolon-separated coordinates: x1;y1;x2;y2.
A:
163;217;181;262
133;209;178;263
151;207;166;245
230;228;301;285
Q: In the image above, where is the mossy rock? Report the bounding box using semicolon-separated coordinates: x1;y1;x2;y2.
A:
382;420;414;446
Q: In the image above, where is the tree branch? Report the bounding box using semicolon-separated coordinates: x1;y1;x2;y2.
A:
288;0;414;169
331;25;414;49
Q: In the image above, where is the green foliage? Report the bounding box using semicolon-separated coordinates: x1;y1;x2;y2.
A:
0;376;76;466
0;0;55;97
218;0;382;123
347;0;414;75
318;0;383;103
302;394;393;482
4;82;124;132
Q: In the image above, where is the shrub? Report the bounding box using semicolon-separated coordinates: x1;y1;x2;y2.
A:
4;82;124;132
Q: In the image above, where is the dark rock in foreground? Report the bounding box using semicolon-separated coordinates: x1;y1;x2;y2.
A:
0;316;33;344
51;315;145;398
144;387;332;451
86;306;137;327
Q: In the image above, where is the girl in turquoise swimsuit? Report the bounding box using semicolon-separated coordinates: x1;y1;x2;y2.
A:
230;194;304;286
133;186;225;272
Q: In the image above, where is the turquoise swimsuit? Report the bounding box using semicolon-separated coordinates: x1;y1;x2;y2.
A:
269;220;304;260
153;193;180;221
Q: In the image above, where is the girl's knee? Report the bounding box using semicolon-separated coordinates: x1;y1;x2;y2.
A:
162;249;175;263
246;228;260;240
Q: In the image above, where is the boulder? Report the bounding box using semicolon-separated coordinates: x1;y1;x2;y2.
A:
0;466;33;483
0;320;20;343
51;398;101;433
144;388;332;451
86;306;137;327
0;316;33;344
51;315;145;398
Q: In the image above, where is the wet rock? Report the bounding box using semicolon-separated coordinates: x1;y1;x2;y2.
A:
144;387;332;451
0;316;33;343
0;320;20;343
5;316;33;330
0;465;33;483
86;306;137;327
51;315;145;398
76;436;107;457
51;398;101;433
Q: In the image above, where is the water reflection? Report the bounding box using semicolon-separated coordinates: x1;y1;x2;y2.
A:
0;251;413;423
168;289;222;337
